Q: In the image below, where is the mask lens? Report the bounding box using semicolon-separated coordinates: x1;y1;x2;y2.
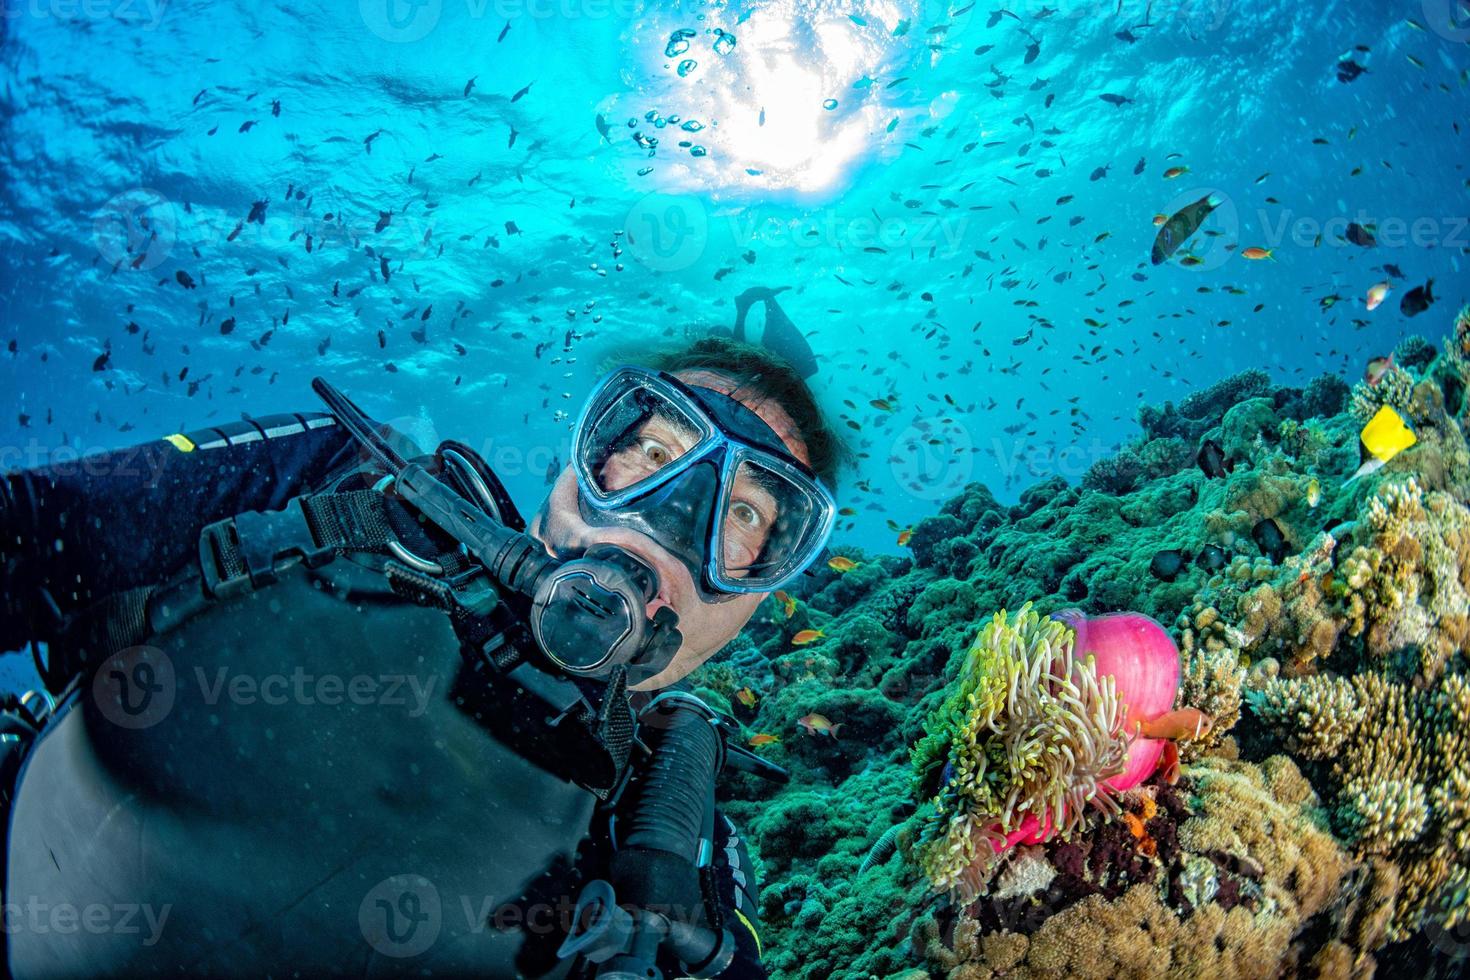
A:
577;376;711;499
717;454;829;589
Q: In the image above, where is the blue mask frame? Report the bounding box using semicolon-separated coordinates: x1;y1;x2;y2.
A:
571;366;836;597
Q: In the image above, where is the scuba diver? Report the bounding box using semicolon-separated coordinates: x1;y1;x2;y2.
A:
711;287;817;382
0;335;842;978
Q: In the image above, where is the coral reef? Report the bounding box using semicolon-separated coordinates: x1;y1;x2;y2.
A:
695;306;1470;978
912;757;1360;979
1249;670;1470;940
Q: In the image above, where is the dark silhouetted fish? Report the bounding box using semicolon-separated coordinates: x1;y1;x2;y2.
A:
1195;544;1229;571
1345;222;1376;247
1150;549;1189;582
1400;279;1435;317
1196;439;1233;478
1099;93;1133;107
1336;59;1368;83
1252;518;1289;563
1152;194;1222;265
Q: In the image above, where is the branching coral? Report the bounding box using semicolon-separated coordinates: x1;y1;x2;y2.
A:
1177;633;1246;758
1248;669;1470;940
1336;478;1470;680
911;604;1129;900
1350;364;1416;424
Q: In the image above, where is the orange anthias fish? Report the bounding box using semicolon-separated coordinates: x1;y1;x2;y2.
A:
1240;247;1274;260
747;733;781;747
735;686;758;708
1163;166;1189;179
1364;353;1394;386
773;590;797;619
791;628;825;646
827;556;859;572
896;527;913;547
1151;213;1168;227
797;713;843;738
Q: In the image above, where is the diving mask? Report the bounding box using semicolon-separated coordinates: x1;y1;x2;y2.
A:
571;367;836;600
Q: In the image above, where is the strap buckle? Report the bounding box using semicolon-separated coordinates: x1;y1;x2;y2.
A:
199;497;334;600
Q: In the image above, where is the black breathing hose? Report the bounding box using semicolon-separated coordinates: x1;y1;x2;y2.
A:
608;696;732;974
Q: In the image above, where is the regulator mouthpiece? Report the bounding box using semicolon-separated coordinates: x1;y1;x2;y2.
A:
531;544;682;683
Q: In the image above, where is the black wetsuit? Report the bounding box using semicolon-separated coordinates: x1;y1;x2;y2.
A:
0;415;766;979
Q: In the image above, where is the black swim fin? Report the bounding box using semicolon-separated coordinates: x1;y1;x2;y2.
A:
732;286;818;379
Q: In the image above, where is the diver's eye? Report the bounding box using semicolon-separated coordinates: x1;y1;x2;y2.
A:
730;500;764;530
640;438;675;468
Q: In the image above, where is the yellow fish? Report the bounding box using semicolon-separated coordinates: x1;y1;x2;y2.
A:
1305;477;1321;509
735;686;758;708
827;556;859;572
773;589;797;619
791;628;825;646
747;733;781;747
1348;405;1417;483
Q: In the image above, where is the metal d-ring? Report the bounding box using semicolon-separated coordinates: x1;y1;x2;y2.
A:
440;447;503;523
373;473;447;576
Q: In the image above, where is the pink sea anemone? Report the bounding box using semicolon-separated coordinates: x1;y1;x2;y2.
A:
914;604;1211;899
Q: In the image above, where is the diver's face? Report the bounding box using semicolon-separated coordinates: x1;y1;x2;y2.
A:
528;369;813;691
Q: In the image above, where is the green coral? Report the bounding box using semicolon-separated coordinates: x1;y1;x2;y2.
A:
911;604;1129;900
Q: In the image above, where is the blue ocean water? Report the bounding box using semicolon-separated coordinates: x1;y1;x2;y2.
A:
0;0;1465;552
